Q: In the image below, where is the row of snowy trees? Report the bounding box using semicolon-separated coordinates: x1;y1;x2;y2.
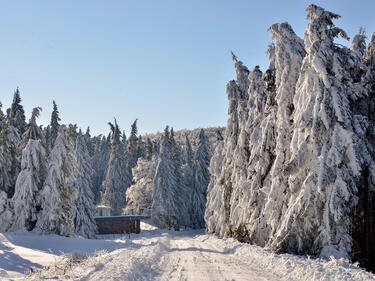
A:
124;126;212;230
0;93;97;237
0;88;220;236
89;119;165;207
205;4;375;271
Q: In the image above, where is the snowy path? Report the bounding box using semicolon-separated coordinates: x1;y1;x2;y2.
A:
155;233;275;281
1;222;375;280
33;230;280;281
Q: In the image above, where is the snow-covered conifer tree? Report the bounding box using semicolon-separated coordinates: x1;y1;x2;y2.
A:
0;190;13;232
20;107;44;149
170;128;190;227
190;129;210;228
72;134;97;238
0;120;20;198
205;4;375;269
101;120;132;215
152;126;184;229
123;157;157;216
184;134;193;165
181;134;194;227
205;53;256;238
7;88;26;135
0;102;15;229
49;100;61;150
84;126;94;157
137;135;146;159
145;137;153;160
0;102;5;130
262;22;305;244
91;135;110;204
349;30;375;270
127;119;139;170
36;125;78;236
153;140;160;156
121;130;127;150
269;5;363;258
11;107;47;231
43;125;51;152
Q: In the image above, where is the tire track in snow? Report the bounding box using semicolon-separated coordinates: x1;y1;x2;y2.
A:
155;233;278;281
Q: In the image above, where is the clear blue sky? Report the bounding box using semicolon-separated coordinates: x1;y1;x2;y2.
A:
0;0;374;136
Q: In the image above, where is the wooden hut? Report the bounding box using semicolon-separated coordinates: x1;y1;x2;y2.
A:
94;215;148;234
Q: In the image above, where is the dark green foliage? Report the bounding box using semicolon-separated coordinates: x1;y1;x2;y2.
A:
127;119;140;170
50;100;61;149
145;137;153;160
84;127;94;157
0;102;5;131
7;88;26;134
21;107;43;148
0;121;20;198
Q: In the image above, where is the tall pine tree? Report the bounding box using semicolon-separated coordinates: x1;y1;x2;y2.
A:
152;126;185;230
36;125;78;236
49;100;61;150
127;119;140;170
72;134;97;238
91;135;110;204
101;120;132;215
7;88;26;135
12;107;47;231
0;120;20;198
190;129;211;228
0;102;5;130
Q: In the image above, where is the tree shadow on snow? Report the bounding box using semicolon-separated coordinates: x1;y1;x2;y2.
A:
2;232;144;256
0;242;43;276
167;244;242;255
167;246;223;254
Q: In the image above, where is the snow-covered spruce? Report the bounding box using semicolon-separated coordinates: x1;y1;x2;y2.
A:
126;129;213;226
20;107;44;148
145;137;154;160
182;134;194;227
101;120;132;215
12;107;47;231
205;55;262;238
270;5;368;259
7;88;26;135
11;140;47;231
350;29;375;270
91;135;110;204
205;4;375;269
0;190;13;232
0;119;20;199
84;127;95;157
152;126;186;229
189;129;211;229
49;100;61;151
126;119;142;171
72;134;97;238
170;128;190;227
36;125;78;236
123;156;157;216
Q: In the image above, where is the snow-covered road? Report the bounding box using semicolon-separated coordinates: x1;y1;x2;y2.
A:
1;222;374;280
151;233;273;281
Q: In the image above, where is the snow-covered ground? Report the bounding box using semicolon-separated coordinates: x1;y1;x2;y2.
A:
0;221;374;280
